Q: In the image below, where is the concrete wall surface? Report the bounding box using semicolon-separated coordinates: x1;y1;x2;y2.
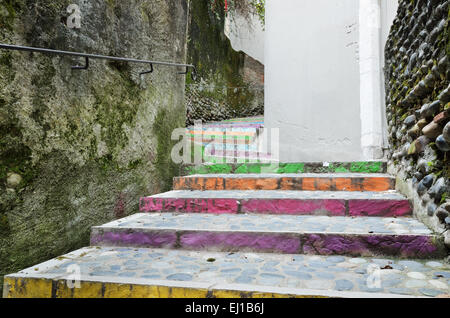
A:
265;0;362;162
225;11;265;64
265;0;399;162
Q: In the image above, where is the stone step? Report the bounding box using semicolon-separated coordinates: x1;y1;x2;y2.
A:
220;116;264;123
190;143;257;153
187;117;264;129
203;149;273;159
173;173;395;192
4;246;449;298
187;124;263;130
189;136;257;144
90;213;444;259
140;190;412;217
182;161;387;175
202;156;275;164
187;130;258;138
202;143;260;151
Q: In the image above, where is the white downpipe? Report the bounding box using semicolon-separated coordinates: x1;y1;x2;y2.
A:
359;0;384;159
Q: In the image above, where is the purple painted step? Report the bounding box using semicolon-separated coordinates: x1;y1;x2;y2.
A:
139;190;412;217
90;213;445;259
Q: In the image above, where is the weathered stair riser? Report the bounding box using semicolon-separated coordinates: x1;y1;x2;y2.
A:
90;214;445;259
140;191;412;217
173;174;395;192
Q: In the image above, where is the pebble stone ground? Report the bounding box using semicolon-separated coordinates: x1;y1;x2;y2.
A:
9;246;450;297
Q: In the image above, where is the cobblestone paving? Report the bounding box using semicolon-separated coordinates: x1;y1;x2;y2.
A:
96;213;432;235
22;247;450;297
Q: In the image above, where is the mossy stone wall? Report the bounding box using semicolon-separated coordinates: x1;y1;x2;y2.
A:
384;0;449;246
185;0;263;126
0;0;187;291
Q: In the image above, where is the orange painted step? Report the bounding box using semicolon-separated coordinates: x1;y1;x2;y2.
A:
173;173;396;192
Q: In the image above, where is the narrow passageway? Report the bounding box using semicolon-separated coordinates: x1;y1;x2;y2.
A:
4;117;450;298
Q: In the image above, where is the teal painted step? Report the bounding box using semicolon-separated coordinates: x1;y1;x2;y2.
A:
181;161;388;176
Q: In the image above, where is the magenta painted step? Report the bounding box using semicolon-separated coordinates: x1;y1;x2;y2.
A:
139;190;412;217
90;213;444;259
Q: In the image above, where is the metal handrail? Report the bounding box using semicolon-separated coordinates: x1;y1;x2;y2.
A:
0;43;197;80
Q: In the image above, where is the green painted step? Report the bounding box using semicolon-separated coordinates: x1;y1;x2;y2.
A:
181;162;387;176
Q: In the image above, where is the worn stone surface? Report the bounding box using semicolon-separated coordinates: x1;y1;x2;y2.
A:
0;0;188;292
5;172;22;188
443;122;450;143
436;135;450;151
433;110;449;124
404;115;416;127
4;246;450;298
422;122;442;139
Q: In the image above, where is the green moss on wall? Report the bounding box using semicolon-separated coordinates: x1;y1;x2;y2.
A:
0;0;188;295
91;69;142;156
153;105;185;192
0;0;23;31
186;0;258;123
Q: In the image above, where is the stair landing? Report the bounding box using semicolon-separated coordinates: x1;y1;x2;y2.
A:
4;246;449;298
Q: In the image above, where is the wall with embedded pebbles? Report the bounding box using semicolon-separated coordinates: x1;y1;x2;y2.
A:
384;0;449;249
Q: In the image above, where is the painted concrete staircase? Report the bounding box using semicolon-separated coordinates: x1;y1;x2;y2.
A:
187;117;273;163
4;162;450;298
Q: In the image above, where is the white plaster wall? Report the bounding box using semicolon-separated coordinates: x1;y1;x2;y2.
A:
265;0;362;162
358;0;398;159
225;11;265;64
